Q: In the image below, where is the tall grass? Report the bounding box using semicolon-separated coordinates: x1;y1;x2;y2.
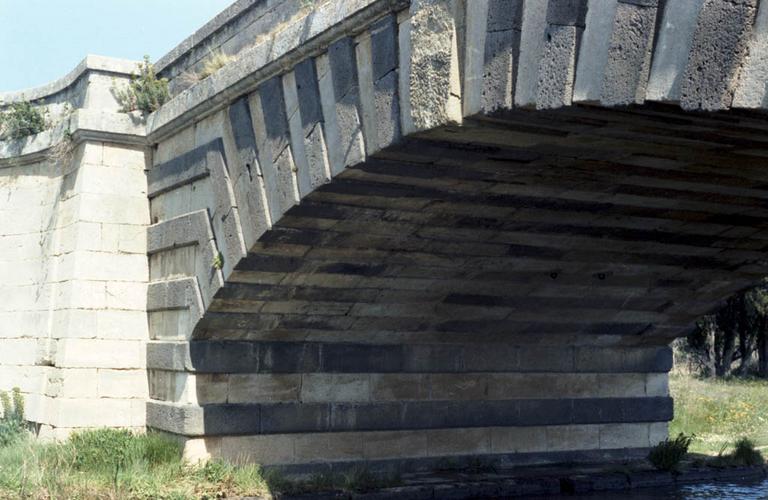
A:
0;430;269;500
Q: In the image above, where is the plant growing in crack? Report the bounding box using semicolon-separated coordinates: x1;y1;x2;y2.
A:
112;55;170;114
198;50;234;80
47;104;76;167
213;252;224;270
0;100;48;140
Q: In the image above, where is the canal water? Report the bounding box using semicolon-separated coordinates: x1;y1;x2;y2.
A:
538;478;768;499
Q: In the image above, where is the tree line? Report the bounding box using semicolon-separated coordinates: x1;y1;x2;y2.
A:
683;280;768;377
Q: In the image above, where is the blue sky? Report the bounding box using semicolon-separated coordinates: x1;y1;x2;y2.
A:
0;0;234;92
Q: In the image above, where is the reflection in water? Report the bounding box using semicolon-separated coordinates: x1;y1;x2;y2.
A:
537;478;768;499
675;479;768;500
677;480;768;499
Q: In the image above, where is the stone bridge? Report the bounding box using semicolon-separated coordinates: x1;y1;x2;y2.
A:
3;0;768;474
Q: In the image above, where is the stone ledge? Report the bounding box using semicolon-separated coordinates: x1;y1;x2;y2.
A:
146;0;410;142
0;55;139;105
0;109;147;167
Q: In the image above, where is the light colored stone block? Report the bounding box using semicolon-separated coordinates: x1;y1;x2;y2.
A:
50;368;99;398
294;432;365;463
600;423;650;449
56;339;144;369
219;435;295;465
53;398;135;427
491;426;547;453
362;430;428;460
547;425;600;452
196;374;229;405
228;374;301;403
650;421;669;445
102;144;147;169
646;373;669;397
98;369;148;399
427;428;490;456
105;281;147;311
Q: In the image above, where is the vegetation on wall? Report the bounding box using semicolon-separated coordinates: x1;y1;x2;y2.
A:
0;101;47;140
113;55;170;114
198;50;234;80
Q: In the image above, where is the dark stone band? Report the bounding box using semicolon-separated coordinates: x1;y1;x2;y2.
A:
147;396;673;436
146;340;672;374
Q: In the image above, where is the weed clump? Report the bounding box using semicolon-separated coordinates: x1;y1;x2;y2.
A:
648;433;693;472
0;101;47;140
198;50;233;80
731;437;764;466
113;55;170;114
0;388;27;447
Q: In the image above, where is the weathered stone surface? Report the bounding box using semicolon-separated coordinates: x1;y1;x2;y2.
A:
572;0;618;103
147;145;210;198
407;0;462;130
481;0;523;112
370;15;402;151
547;0;589;26
148;209;224;307
734;1;768;107
227;97;271;247
601;1;658;105
327;37;366;171
515;0;549;106
646;0;705;101
681;0;759;110
251;79;299;221
537;24;581;109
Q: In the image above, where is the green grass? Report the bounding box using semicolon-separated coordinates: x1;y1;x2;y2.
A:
0;430;270;500
0;428;398;499
670;373;768;455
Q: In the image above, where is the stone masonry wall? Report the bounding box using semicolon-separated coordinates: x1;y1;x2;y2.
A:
0;60;150;438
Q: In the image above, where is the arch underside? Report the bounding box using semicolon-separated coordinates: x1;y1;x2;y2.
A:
147;104;768;471
203;105;768;346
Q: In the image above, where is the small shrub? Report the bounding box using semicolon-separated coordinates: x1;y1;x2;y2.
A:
113;55;170;114
731;437;764;466
198;50;234;80
648;433;693;472
0;101;47;139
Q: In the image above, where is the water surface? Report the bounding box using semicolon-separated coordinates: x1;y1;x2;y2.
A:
556;478;768;499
